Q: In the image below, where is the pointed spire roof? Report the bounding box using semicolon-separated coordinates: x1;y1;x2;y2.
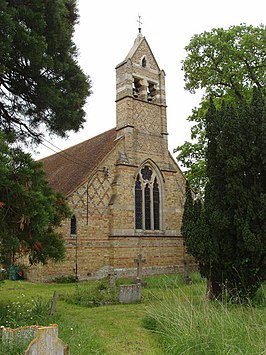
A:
116;33;161;70
124;33;145;61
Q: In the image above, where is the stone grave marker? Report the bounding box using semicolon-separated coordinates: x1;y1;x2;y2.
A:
119;283;142;304
1;324;69;355
50;291;59;315
24;324;69;355
107;269;117;289
134;254;146;284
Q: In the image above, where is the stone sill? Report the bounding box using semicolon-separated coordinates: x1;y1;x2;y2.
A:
110;229;182;238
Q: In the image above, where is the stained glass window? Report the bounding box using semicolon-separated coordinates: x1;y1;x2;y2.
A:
135;175;142;229
144;184;151;230
135;167;161;231
141;166;152;181
153;178;160;230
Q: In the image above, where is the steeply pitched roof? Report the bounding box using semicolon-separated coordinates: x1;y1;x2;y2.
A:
116;33;160;70
40;128;120;195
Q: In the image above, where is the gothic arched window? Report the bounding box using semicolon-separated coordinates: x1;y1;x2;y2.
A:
70;215;77;236
135;165;160;230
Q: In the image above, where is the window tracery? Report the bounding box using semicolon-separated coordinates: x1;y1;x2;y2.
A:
135;165;160;230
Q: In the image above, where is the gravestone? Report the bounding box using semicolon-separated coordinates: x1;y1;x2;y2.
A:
1;324;69;355
1;325;38;351
134;254;146;284
50;291;59;315
107;269;117;289
119;283;142;304
24;324;69;355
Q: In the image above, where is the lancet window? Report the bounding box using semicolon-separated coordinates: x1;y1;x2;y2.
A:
135;165;160;230
70;215;77;236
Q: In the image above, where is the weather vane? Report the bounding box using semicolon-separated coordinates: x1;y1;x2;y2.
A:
137;15;143;33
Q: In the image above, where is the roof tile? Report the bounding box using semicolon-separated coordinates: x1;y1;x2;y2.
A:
40;128;119;195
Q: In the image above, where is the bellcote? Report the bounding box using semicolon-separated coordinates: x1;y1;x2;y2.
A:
115;33;168;163
115;33;166;106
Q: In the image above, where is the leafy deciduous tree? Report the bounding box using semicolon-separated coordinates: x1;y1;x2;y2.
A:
175;24;266;193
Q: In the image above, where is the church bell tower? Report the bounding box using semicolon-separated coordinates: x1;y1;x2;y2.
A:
115;32;169;166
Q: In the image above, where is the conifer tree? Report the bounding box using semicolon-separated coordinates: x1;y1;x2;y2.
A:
0;136;71;268
0;0;91;144
199;90;266;300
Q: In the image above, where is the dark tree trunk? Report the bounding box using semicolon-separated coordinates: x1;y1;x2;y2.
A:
206;278;223;300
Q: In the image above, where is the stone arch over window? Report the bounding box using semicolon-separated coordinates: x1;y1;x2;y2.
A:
141;56;147;68
134;162;163;230
70;214;77;236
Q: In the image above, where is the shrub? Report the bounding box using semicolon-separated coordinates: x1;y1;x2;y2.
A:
61;280;119;307
53;275;77;283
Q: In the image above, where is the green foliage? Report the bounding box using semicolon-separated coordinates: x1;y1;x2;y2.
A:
199;90;266;300
53;275;77;283
144;283;266;354
182;181;214;268
182;24;265;98
0;276;265;354
0;295;51;328
0;135;71;267
61;280;119;307
0;295;54;355
0;0;91;143
175;24;266;192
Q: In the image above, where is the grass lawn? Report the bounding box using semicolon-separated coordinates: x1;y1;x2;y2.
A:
0;274;265;354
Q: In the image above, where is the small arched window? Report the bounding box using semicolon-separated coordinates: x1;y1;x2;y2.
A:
135;165;160;230
70;215;77;236
141;57;147;68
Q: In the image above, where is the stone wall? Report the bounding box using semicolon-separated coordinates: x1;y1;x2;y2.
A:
26;34;186;283
27;145;186;282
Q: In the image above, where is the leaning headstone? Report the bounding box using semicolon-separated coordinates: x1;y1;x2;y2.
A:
119;284;142;304
24;324;69;355
50;291;59;315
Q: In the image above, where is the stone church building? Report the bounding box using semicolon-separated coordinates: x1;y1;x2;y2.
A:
28;32;186;281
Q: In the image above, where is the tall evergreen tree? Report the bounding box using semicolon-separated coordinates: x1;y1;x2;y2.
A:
0;0;91;144
182;181;212;267
200;90;266;300
0;135;71;268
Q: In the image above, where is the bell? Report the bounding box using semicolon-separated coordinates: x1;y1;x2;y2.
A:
133;88;138;98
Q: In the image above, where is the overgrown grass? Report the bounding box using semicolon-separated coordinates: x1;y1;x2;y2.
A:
0;275;265;354
0;294;52;355
143;280;266;354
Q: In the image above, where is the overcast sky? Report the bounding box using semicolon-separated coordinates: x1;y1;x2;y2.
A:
35;0;265;159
